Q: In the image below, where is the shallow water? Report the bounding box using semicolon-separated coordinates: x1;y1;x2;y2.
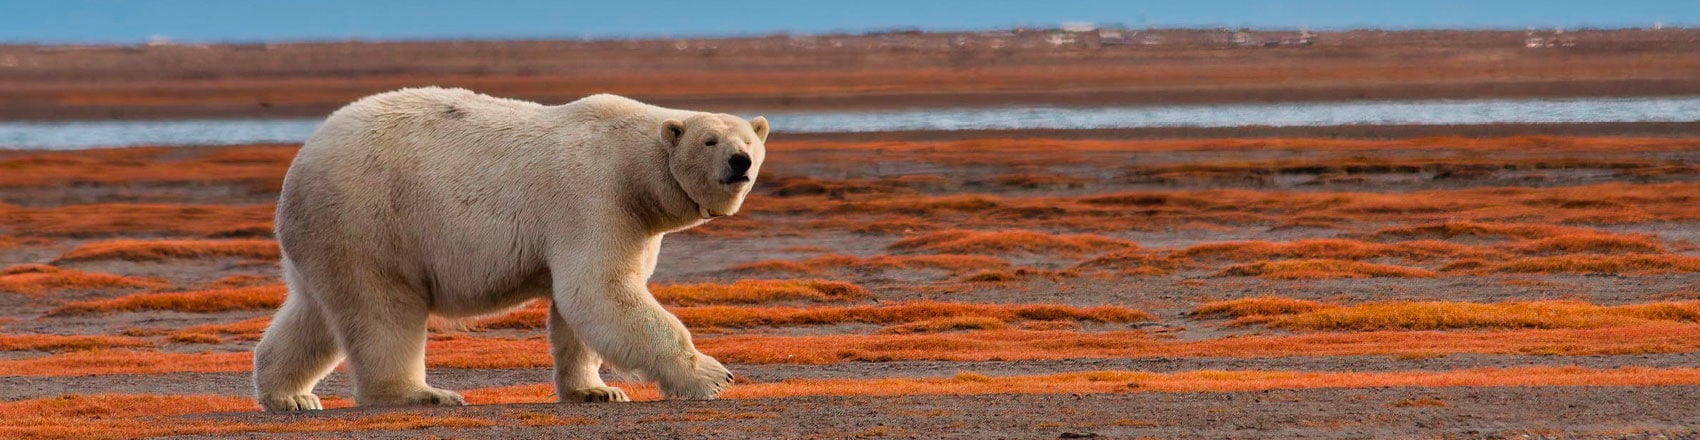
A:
3;96;1698;150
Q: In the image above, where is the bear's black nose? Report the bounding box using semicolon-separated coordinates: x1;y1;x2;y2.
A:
727;153;752;177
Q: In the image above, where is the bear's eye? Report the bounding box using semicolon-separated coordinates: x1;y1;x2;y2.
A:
705;137;718;147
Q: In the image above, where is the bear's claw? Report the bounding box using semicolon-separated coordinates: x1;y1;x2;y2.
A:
564;386;631;403
659;352;733;400
260;393;323;411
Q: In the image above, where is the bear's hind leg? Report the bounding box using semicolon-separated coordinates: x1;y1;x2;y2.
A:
320;274;465;407
253;288;343;411
548;300;629;403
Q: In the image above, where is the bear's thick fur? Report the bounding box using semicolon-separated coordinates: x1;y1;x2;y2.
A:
253;87;767;411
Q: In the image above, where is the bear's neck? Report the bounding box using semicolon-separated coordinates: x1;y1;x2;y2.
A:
617;145;706;235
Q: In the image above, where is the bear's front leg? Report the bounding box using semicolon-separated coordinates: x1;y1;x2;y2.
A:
550;272;732;400
548;299;630;402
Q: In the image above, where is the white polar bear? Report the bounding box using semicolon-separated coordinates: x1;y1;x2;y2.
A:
252;87;767;411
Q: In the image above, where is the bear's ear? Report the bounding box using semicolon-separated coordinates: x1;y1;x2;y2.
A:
750;116;769;142
660;119;687;148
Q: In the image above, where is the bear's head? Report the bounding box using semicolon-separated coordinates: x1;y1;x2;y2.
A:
659;114;768;219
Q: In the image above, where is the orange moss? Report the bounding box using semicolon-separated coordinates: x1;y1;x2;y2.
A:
697;325;1700;365
480;301;1152;330
652;279;870;306
888;229;1133;255
1503;234;1667;255
1217;259;1436;279
851;217;939;234
731;254;1010;275
1075;250;1184;275
0;393;510;440
0;144;294;189
990;173;1089;188
1265;300;1700;331
54;239;280;262
461;366;1700;404
1190;297;1337;319
1468;254;1700;274
0;350;252;376
12;323;1700;376
0;334;150;352
49;285;285;315
1368;221;1595;241
0;203;277;237
202;274;277;289
0;264;168;296
173;317;273;341
877;316;1009;334
1173;239;1500;262
167;333;223;344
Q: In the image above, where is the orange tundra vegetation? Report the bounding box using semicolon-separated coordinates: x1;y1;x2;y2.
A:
1190;297;1337;319
695;325;1700;364
0;202;276;237
0;264;167;296
461;366;1700;405
651;279;869;305
778;136;1700;156
0;334;150;352
0;393;539;440
1216;259;1437;279
0;144;294;189
1247;300;1700;331
888;229;1134;255
732;254;1009;275
49;285;285;315
12;324;1700;376
477;301;1151;330
1172;239;1502;262
1454;254;1700;275
53;239;280;262
747;182;1700;233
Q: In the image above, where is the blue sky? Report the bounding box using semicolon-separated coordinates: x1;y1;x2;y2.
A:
1;0;1694;43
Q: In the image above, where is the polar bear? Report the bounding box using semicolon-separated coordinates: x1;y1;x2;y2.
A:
252;87;767;411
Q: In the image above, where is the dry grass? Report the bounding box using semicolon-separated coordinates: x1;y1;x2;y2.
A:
1217;259;1437;279
49;285;286;315
0;265;167;296
652;279;870;306
732;254;1010;275
1264;300;1700;331
478;301;1152;330
53;239;280;262
888;229;1133;255
1190;297;1338;319
0;334;151;352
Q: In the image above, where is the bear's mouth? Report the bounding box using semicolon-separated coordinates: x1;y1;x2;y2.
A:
719;175;751;185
